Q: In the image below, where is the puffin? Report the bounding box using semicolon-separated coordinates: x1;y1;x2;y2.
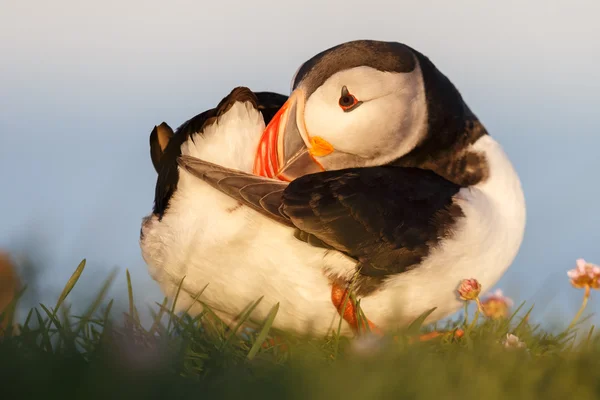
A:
140;40;526;337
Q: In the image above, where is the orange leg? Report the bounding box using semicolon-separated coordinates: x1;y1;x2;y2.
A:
331;283;382;336
261;335;288;351
331;283;464;342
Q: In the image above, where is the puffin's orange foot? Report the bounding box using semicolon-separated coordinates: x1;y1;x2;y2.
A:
331;283;382;336
261;335;288;351
330;283;465;343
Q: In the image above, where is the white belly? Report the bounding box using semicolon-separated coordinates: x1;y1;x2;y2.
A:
141;189;352;335
140;102;526;335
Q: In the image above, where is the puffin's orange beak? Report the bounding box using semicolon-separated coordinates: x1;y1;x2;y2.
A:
253;89;334;181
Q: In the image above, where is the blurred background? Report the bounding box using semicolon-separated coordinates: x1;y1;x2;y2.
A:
1;0;598;327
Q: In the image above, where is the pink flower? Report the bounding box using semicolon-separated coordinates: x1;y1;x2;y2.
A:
502;333;526;350
481;289;514;319
484;289;514;307
567;259;599;329
567;259;600;289
457;278;481;301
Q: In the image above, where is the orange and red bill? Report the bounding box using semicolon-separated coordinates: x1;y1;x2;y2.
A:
253;90;333;181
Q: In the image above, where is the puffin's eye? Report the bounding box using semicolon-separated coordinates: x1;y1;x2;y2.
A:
338;86;361;112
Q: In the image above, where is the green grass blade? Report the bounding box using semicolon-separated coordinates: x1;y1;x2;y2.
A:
566;313;595;332
54;259;86;316
513;304;535;336
333;288;352;359
125;269;140;326
22;308;34;331
406;307;437;336
167;276;186;334
40;303;64;335
355;299;371;335
73;269;117;337
182;284;209;316
223;296;264;349
102;299;114;326
98;299;114;343
149;298;169;334
34;307;53;352
247;302;279;361
584;325;595;350
504;300;527;329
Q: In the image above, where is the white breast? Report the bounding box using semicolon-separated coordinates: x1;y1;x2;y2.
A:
140;102;526;336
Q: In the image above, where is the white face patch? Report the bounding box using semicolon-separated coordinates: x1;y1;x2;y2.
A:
302;64;428;170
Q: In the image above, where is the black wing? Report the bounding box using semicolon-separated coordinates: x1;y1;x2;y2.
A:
282;167;463;277
152;89;288;218
177;157;464;277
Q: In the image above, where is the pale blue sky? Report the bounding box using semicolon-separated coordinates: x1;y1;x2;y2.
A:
1;0;599;327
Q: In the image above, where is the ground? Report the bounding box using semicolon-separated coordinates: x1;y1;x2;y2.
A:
1;259;599;400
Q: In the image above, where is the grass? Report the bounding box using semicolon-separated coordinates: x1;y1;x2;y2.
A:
1;259;599;400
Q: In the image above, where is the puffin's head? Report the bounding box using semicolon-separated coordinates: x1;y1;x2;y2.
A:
254;40;472;181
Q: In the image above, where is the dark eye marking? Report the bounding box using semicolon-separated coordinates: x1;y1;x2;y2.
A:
338;86;362;112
